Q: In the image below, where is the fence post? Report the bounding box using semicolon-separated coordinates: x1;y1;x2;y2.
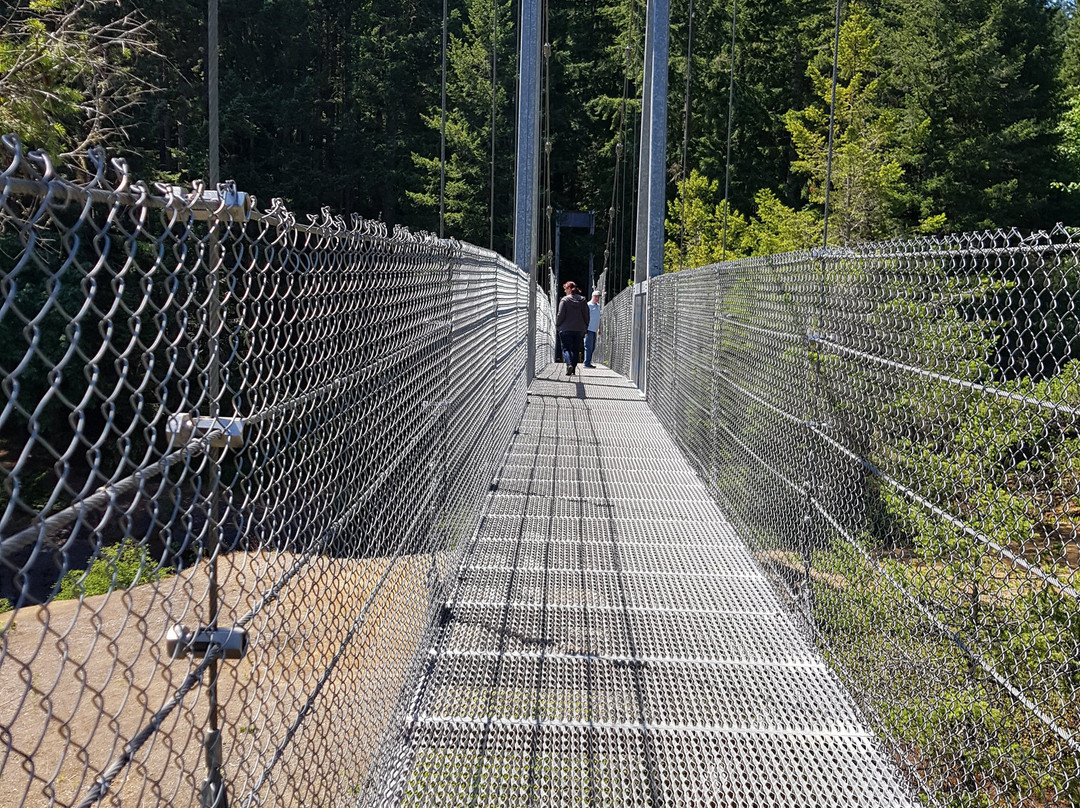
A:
204;4;227;799
201;223;227;808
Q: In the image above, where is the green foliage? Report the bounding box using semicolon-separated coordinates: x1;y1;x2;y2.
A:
773;247;1080;805
881;0;1068;229
409;0;516;247
1;0;1068;246
660;0;1069;263
664;169;748;270
0;598;12;613
0;0;151;155
744;189;822;255
0;4;87;153
211;0;444;222
664;176;825;265
861;334;1079;805
679;0;830;218
1054;93;1080;196
815;530;1078;807
57;540;173;601
672;0;1069;251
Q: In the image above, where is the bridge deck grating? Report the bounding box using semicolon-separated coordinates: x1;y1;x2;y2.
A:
369;364;914;807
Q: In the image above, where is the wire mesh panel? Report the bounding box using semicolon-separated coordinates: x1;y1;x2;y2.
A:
633;234;1080;808
0;137;552;808
595;286;631;376
535;280;555;377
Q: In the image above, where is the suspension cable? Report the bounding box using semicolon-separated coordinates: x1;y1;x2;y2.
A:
602;43;632;300
678;0;694;267
621;111;637;291
822;0;843;248
720;0;738;261
603;3;644;297
439;0;448;238
542;0;554;292
489;0;498;250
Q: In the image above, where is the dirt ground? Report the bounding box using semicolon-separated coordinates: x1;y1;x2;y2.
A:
0;550;439;808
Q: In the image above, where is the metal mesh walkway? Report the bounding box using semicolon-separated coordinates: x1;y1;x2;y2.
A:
368;364;914;807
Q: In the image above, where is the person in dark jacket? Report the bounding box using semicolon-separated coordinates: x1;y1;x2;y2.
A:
555;281;590;376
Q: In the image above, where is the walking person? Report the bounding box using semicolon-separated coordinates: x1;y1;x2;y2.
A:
555;281;590;376
584;290;602;367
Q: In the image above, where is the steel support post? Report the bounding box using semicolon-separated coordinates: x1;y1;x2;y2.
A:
208;0;219;188
631;0;671;393
515;0;542;381
554;214;562;293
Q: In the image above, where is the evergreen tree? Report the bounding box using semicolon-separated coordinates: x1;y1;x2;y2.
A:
786;3;910;244
6;0;1077;237
744;189;822;254
121;0;208;184
664;169;749;270
882;0;1067;229
1054;7;1080;198
593;0;645;286
0;0;155;156
680;0;832;214
549;0;637;213
214;0;443;222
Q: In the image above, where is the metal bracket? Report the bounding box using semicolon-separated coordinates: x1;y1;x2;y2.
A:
167;414;245;449
193;182;252;223
167;624;248;660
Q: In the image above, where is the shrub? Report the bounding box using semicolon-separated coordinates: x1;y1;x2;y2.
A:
57;540;174;600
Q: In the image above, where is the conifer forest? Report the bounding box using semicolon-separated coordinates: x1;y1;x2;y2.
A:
4;0;1080;279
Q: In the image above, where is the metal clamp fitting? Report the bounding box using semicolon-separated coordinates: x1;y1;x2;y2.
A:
194;182;252;223
166;414;245;449
166;625;248;660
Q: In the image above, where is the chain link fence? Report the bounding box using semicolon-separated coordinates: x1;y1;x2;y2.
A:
0;136;552;808
603;233;1080;807
5;130;1078;808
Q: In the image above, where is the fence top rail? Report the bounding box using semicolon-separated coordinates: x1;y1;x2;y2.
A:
649;227;1080;284
0;134;520;276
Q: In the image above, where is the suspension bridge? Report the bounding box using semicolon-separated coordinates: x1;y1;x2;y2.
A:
1;0;1079;805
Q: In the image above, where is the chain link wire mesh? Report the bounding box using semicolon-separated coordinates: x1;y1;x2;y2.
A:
594;284;631;378
605;232;1080;807
6;129;1078;808
0;136;553;808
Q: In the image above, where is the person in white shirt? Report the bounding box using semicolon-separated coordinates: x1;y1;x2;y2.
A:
585;290;602;367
